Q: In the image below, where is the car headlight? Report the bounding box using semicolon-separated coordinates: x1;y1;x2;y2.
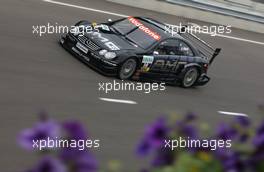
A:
99;49;108;56
104;52;116;59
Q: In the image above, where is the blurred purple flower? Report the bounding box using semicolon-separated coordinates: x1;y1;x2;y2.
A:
63;121;88;140
146;117;169;146
137;138;152;156
253;121;264;149
232;117;251;143
236;116;250;127
18;120;60;150
151;149;174;167
60;147;80;162
175;120;198;139
181;124;198;139
239;133;249;143
137;117;169;156
222;152;244;172
249;127;264;171
60;121;98;172
216;149;245;172
60;148;98;172
253;134;264;148
137;113;264;172
216;123;237;141
215;147;231;160
74;152;98;172
27;156;67;172
256;122;264;135
184;112;197;122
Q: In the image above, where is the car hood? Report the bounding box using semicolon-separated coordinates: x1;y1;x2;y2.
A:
85;31;142;51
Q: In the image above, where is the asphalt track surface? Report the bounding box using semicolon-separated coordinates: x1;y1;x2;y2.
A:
0;0;264;171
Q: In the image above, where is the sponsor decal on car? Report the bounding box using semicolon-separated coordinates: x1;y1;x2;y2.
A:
141;55;154;72
142;55;154;64
128;16;161;40
91;32;120;51
151;60;187;72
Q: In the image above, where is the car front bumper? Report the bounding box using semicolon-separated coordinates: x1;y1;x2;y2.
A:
60;34;118;76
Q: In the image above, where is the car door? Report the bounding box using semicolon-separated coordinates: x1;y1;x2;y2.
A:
165;39;182;75
140;39;183;81
149;39;182;80
149;39;179;73
140;41;170;81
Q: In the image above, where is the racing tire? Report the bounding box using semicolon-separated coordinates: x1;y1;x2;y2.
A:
118;58;137;80
181;67;199;88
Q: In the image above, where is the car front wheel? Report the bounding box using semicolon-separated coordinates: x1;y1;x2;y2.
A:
118;58;137;80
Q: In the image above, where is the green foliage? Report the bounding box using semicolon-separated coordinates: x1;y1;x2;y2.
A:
153;152;223;172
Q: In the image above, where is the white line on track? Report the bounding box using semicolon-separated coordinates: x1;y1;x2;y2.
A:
43;0;264;46
43;0;128;17
218;111;249;117
99;97;137;104
215;34;264;45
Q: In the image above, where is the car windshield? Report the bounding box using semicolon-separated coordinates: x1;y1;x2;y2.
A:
111;18;161;49
111;19;137;35
125;29;157;49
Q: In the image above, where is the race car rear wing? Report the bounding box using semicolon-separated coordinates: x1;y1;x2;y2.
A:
179;26;221;65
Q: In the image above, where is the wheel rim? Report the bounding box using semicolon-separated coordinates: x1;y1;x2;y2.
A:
183;68;198;87
120;59;137;79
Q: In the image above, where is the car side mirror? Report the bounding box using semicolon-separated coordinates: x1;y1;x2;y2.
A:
153;51;159;55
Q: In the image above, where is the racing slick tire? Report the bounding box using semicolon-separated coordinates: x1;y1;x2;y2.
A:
181;67;199;88
118;58;137;80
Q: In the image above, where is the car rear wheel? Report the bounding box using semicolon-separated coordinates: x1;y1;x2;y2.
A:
118;58;137;80
181;67;199;88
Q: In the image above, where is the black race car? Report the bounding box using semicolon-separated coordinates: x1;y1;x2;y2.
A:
60;16;221;88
